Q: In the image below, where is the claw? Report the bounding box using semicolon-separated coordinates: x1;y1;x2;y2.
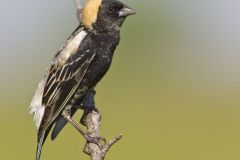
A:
84;134;106;148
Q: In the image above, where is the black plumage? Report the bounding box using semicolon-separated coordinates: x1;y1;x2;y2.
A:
30;0;135;160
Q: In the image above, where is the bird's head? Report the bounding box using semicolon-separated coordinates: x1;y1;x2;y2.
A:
81;0;135;31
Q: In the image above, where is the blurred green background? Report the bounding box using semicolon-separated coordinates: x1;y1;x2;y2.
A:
1;0;240;159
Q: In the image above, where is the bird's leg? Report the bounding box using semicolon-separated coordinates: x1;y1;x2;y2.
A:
62;110;104;146
80;88;106;145
80;88;97;126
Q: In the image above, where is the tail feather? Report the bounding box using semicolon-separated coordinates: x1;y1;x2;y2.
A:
36;131;45;160
51;117;68;140
36;128;51;160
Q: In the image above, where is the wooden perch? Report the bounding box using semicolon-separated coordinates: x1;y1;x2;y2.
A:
83;110;123;160
74;0;84;21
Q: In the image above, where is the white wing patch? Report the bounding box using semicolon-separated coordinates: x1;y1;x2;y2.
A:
29;29;87;129
29;72;48;129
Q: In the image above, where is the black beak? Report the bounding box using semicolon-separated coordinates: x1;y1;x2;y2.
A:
118;7;136;17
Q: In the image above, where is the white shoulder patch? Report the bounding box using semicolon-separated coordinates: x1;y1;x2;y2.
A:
56;30;88;67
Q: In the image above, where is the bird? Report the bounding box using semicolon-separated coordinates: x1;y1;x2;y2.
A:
29;0;135;160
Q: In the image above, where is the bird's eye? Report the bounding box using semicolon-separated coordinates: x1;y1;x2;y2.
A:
108;4;123;14
109;6;115;13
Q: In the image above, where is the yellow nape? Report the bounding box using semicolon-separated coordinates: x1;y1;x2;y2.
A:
81;0;102;29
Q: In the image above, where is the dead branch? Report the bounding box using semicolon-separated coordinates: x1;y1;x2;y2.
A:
74;0;84;21
83;110;123;160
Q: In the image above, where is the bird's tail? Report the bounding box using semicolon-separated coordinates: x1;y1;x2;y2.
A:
51;116;68;140
36;130;45;160
36;128;51;160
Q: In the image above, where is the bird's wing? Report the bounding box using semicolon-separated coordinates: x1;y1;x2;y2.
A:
36;51;96;160
34;26;97;160
39;51;95;132
29;25;85;129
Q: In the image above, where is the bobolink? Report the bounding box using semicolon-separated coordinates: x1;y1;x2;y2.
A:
29;0;135;159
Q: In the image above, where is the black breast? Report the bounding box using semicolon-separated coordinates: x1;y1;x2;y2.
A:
82;30;120;86
70;29;120;106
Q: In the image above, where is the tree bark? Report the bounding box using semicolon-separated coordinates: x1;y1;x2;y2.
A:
83;111;123;160
74;0;84;22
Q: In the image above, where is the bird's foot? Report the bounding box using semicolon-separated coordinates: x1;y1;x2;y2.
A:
84;133;106;148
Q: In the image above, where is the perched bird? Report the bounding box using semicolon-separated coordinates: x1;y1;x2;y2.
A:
29;0;135;159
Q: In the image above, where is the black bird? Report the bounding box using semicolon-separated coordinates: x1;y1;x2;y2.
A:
29;0;135;159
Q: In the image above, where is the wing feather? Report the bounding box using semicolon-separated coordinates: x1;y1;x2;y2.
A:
40;53;95;131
